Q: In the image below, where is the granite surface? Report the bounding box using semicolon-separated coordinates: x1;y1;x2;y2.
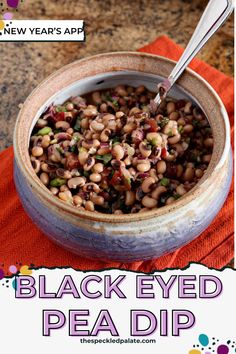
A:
0;0;234;151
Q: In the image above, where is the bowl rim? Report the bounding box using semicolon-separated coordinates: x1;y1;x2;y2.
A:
13;51;231;224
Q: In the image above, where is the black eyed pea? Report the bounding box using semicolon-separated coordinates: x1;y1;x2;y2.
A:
183;167;195;182
80;118;89;129
55;121;70;131
83;105;98;117
50;186;59;195
129;107;141;115
85;131;94;140
176;184;187;195
60;185;69;192
85;200;95;211
141;177;156;193
136;161;151;172
114;210;123;214
100;128;111;142
90;193;105;206
166;197;175;205
135;85;146;94
89;173;102;183
40;172;49;186
115;111;125;119
195;169;204;178
139;207;150;213
97;146;110;155
66;128;74;135
141;196;157;208
92;91;102;105
112;144;125;160
168;133;181;144
156;160;167;174
102;114;115;125
100;103;108;113
68;177;86;189
166;101;176;115
41;135;51;148
177;117;186;126
124;156;132;166
32;146;44;157
176;164;184;178
151;186;167;200
125;191;136;206
58;190;73;203
150;168;159;182
169;111;179;120
90;120;105;132
183;124;194;133
65;102;74;111
163;120;178;136
78;149;89;165
139;142;152;158
204;138;214;148
84;157;95;171
92;163;104;173
184;101;192;114
172;143;184;154
106;120;117;131
32;159;41;174
146;132;162;146
36;118;48;128
92;133;100;140
123;122;136;134
83;182;100;194
202;154;212;163
73;195;83;206
115;85;127;97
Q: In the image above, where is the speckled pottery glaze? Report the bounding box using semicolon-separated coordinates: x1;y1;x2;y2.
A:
13;52;232;262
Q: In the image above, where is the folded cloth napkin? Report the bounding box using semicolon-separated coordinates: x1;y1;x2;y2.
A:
0;36;234;275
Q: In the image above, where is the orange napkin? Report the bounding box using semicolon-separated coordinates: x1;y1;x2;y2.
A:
0;36;234;275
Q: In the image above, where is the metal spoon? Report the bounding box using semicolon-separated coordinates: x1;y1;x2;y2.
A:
152;0;234;111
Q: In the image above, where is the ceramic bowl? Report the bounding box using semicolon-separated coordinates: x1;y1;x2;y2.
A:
13;52;232;262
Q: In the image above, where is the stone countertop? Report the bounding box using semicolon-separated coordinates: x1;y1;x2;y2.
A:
0;0;234;150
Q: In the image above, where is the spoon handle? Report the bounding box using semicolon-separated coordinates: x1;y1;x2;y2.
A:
154;0;234;104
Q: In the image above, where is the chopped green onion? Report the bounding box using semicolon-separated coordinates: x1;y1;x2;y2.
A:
95;153;112;164
74;117;82;131
50;178;66;187
159;117;169;128
160;178;170;187
37;127;52;136
55;106;67;112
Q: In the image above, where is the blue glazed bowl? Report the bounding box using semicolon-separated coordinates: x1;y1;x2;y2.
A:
13;52;232;262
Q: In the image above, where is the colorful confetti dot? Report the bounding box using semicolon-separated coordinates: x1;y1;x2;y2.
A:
0;20;4;30
7;0;19;8
199;334;209;346
20;265;32;275
217;345;229;354
189;350;201;354
9;265;17;274
3;12;13;20
205;352;212;354
0;268;4;279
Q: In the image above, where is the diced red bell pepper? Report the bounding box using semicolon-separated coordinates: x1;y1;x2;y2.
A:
148;118;158;132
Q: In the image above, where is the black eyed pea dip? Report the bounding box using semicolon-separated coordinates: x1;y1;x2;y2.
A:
29;85;213;214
